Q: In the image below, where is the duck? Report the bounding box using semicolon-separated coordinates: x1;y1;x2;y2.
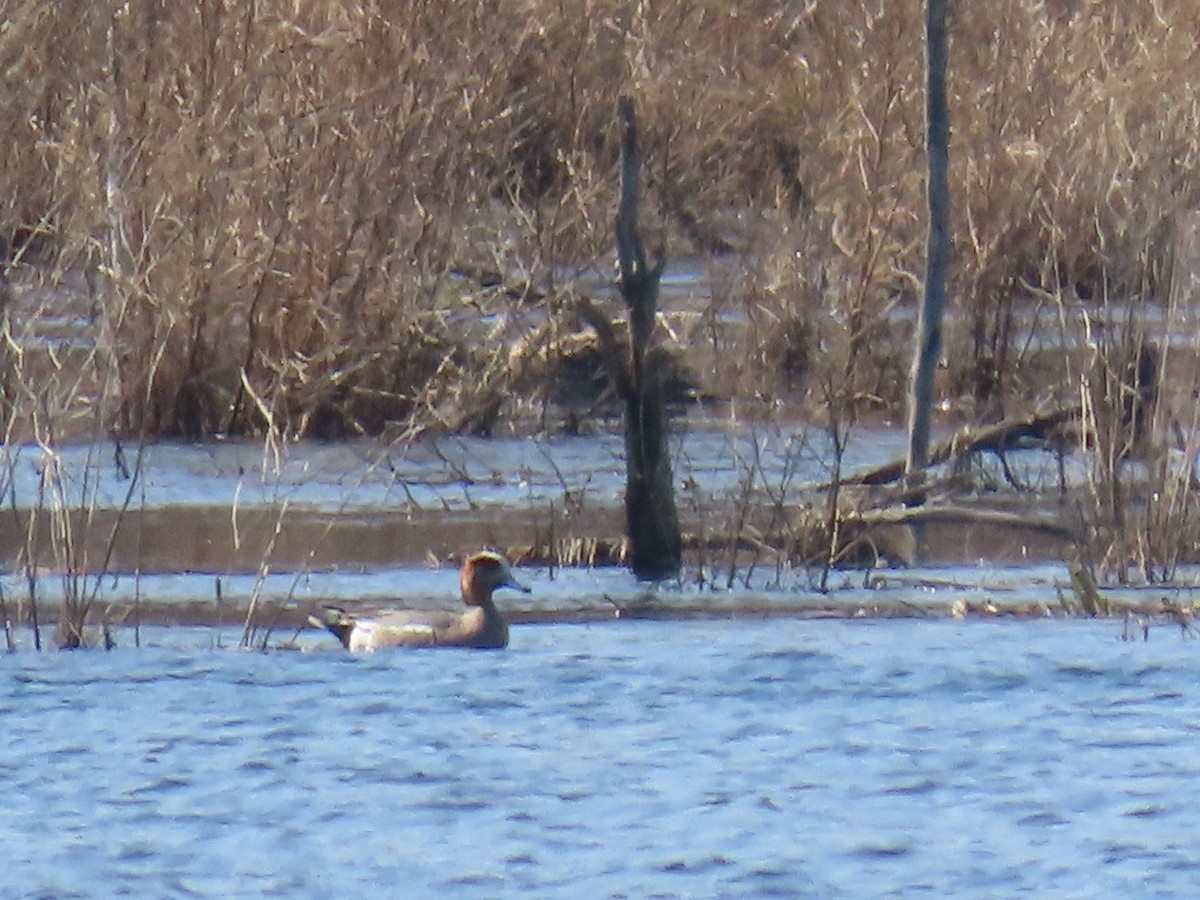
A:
310;550;530;651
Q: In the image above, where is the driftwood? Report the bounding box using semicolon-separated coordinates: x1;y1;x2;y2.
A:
848;405;1080;487
853;503;1079;541
813;404;1083;568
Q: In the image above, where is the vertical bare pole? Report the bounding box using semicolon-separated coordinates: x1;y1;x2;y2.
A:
616;98;681;580
906;0;950;486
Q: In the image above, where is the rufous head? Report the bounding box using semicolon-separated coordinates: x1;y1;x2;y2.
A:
460;550;530;606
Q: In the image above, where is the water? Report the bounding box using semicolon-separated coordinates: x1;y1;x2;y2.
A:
2;618;1197;897
2;428;899;515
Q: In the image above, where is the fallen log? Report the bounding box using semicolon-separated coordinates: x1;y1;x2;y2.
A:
848;405;1080;487
852;503;1079;541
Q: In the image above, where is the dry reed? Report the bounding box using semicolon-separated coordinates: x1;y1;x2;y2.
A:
0;2;1194;439
2;1;1200;591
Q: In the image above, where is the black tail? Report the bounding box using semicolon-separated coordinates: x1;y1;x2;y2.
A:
308;606;356;649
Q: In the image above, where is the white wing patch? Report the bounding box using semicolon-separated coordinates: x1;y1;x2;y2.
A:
349;618;442;651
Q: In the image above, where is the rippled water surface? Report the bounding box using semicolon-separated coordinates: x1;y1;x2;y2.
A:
3;619;1199;897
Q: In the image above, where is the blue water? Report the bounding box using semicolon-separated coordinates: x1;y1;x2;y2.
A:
2;619;1197;898
0;426;937;516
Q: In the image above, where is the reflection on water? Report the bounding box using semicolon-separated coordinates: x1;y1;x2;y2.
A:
2;619;1197;896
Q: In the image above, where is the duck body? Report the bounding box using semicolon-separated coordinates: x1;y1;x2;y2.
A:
311;551;529;651
318;603;509;650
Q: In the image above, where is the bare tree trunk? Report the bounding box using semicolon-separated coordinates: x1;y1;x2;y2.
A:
616;98;681;580
0;267;13;430
906;0;950;487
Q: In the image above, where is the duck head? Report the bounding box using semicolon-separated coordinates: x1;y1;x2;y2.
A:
461;550;530;606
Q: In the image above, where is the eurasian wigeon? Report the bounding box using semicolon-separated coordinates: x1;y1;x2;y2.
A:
311;550;530;650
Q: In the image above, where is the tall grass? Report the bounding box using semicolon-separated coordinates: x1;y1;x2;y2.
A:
0;1;1196;439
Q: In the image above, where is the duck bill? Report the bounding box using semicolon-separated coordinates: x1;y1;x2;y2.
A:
504;574;532;594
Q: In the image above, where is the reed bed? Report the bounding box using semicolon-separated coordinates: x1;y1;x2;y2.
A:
0;1;1193;438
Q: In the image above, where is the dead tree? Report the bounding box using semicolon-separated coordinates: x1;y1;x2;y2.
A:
614;97;681;580
905;0;950;490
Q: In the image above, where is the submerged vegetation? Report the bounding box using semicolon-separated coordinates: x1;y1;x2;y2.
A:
3;1;1200;643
